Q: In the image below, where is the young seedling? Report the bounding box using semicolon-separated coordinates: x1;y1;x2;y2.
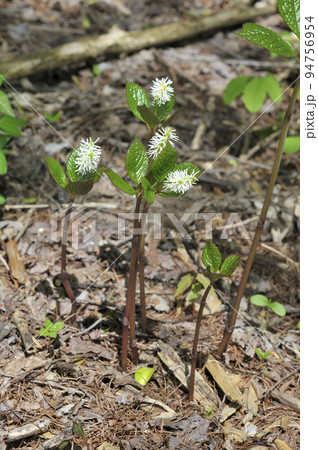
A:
255;348;271;376
189;241;240;401
114;77;201;370
38;318;64;355
217;0;300;357
250;294;286;330
43;137;107;323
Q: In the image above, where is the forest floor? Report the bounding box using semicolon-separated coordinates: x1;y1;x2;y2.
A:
0;0;299;448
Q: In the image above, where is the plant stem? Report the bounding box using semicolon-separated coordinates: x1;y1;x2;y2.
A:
121;195;142;370
60;199;77;324
264;306;270;330
216;77;300;357
189;282;213;401
139;200;150;334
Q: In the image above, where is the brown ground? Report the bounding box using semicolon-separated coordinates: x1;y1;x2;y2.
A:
0;0;299;448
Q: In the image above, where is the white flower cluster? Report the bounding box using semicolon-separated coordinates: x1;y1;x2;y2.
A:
75;137;101;175
163;168;199;195
148;127;179;158
150;77;174;106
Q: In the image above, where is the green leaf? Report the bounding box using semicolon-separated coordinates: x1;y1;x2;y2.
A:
126;81;150;123
250;294;270;307
262;73;281;101
135;367;155;386
0;75;6;87
219;255;240;277
255;348;264;359
188;282;202;300
136;105;160;128
202;241;222;273
162;108;181;128
0;150;7;175
43;157;68;188
223;76;251;105
0;115;26;136
263;352;271;359
38;328;50;337
73;420;85;437
278;0;300;38
152;142;177;182
105;169;136;195
59;442;69;450
66;148;81;182
0;91;14;117
154;90;175;121
0;134;10;150
243;77;267;113
237;23;297;57
171;162;201;177
141;177;155;204
51;321;64;332
24;197;37;204
65;180;93;196
0;194;6;205
90;166;109;183
126;137;148;183
45;318;53;328
173;273;194;297
270;302;286;317
283;136;300;153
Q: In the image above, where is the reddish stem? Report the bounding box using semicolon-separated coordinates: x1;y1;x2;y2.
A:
189;282;212;401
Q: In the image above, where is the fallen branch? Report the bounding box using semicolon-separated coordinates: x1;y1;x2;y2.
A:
0;4;276;80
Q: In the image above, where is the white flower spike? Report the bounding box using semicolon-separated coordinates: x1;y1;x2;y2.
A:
75;137;101;175
151;77;174;106
163;168;199;195
148;127;179;158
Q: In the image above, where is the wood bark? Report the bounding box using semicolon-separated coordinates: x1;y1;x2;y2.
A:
0;4;276;80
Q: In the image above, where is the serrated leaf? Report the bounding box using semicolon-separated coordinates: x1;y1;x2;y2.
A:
126;81;150;123
152;142;177;181
283;136;300;153
66;148;81;182
135;367;155;386
270;302;286;317
243;78;267;113
0;150;7;175
65;180;93;196
219;255;240;277
262;73;281;101
250;294;270;307
223;76;251;105
43;157;68;188
141;177;155;204
126;137;148;183
136;105;160;128
0;91;14;117
173;273;194;297
0;115;26;136
105;169;136;195
278;0;300;38
154;90;175;121
202;241;222;273
237;23;297;57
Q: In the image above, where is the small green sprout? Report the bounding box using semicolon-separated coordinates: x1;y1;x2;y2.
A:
44;111;61;123
38;318;64;339
250;294;286;330
205;406;215;419
255;348;271;376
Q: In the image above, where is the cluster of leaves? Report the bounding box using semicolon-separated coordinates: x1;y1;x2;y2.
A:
121;81;201;203
0;75;27;204
174;241;240;302
38;318;64;339
224;73;281;113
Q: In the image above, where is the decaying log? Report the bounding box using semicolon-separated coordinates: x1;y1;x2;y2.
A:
0;4;276;80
